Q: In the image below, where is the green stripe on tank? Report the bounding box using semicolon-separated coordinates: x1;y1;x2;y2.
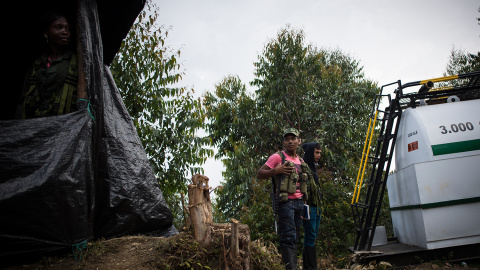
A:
431;139;480;156
390;197;480;211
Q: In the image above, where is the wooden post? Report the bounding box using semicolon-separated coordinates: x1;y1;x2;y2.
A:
187;174;212;242
231;218;240;257
187;175;251;269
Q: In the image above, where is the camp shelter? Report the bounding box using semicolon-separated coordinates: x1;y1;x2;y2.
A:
0;0;178;262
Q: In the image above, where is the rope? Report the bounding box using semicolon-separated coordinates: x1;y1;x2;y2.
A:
71;239;88;262
77;98;95;120
188;202;205;208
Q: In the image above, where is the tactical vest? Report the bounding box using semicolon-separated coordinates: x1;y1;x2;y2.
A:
21;53;78;119
273;151;310;202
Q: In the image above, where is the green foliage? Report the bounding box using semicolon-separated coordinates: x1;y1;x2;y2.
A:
110;1;213;220
204;75;260;221
237;179;277;244
443;47;480;77
316;174;355;257
438;48;480;99
206;25;379;257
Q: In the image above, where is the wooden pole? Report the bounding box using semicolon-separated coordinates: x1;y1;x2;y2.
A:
231;218;240;257
187;174;212;242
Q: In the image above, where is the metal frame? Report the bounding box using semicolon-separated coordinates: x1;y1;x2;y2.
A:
351;71;480;251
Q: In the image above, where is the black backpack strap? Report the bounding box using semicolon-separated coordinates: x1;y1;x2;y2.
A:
58;53;78;114
279;151;286;164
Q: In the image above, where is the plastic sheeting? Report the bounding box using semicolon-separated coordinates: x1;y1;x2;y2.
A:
0;0;177;263
93;67;178;238
0;111;94;259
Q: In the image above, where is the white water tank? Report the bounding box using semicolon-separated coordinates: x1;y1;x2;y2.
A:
387;98;480;249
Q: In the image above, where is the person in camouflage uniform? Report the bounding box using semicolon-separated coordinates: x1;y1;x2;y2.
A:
16;11;86;119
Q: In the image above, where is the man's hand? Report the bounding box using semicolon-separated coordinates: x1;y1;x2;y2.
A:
273;162;294;176
256;161;294;179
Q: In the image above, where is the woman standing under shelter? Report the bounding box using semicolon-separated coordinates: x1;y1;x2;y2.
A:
16;10;87;119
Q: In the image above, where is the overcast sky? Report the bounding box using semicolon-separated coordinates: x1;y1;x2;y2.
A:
153;0;480;190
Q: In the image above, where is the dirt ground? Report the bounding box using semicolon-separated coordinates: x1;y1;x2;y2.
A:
1;233;479;270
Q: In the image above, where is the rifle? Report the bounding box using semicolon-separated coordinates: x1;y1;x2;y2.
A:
270;152;286;235
271;175;279;234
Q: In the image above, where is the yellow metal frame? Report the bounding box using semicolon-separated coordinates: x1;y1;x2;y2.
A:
351;110;378;204
419;75;458;85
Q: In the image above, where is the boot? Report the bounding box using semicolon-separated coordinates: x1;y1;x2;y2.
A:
281;247;297;270
302;248;308;269
302;246;317;270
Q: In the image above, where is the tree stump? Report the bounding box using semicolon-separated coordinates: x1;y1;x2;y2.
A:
187;174;251;269
188;174;212;242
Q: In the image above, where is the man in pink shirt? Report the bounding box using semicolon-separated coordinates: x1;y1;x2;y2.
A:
257;128;305;269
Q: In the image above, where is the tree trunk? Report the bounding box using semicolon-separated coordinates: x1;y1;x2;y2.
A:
187;174;212;242
187;175;251;269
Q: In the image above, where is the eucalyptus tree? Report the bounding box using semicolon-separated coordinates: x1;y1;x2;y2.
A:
204;75;258;220
443;48;480;76
437;48;480;101
110;1;213;213
206;25;379;256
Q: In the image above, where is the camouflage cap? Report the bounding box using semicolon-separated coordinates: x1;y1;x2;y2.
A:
283;127;300;137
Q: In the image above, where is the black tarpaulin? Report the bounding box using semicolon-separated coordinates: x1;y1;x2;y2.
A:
94;67;177;238
0;111;93;259
0;0;177;263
